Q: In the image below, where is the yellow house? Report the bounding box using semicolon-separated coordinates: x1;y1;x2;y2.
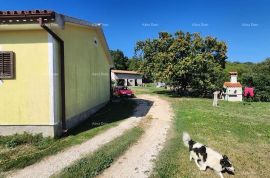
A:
0;10;113;137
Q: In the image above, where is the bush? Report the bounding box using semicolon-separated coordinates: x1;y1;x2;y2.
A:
240;58;270;102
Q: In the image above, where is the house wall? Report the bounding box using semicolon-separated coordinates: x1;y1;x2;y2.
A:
111;72;117;81
224;87;242;101
0;23;111;136
52;24;110;128
126;78;142;86
128;79;135;86
136;79;143;85
0;30;51;125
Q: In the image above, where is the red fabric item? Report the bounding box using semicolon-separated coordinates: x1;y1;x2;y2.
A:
244;87;254;97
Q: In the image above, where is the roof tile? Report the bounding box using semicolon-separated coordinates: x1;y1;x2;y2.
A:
223;82;242;87
111;70;140;75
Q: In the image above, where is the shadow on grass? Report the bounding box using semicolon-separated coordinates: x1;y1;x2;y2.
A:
153;90;182;98
67;98;153;136
153;89;212;99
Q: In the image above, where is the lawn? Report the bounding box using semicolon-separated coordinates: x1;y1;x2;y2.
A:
133;86;270;178
0;99;136;173
132;85;166;95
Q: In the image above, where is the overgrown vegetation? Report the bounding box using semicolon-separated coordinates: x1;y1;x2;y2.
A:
0;99;136;172
226;59;270;101
132;87;270;178
53;126;144;178
225;61;254;82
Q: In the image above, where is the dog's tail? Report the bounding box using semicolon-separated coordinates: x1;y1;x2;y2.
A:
182;132;191;148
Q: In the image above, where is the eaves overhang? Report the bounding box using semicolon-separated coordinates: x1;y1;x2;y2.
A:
0;10;113;66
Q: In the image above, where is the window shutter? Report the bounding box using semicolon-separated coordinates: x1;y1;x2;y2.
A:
0;51;14;79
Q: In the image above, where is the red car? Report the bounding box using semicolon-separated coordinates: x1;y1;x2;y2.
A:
114;86;134;97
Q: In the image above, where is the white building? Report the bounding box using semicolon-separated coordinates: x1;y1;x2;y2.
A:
111;70;143;86
223;72;242;102
156;82;166;88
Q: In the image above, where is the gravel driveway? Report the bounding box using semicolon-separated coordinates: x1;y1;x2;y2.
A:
7;97;152;178
98;94;173;178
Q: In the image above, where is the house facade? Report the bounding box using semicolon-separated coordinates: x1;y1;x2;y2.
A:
111;70;142;86
0;10;113;137
223;72;242;102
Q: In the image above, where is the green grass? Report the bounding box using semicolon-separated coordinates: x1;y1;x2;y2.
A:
131;86;166;96
53;126;144;178
133;86;270;178
0;99;136;173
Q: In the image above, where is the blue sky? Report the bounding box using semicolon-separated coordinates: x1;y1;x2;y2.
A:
1;0;269;62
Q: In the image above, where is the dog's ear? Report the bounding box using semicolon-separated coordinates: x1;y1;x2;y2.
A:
220;158;226;167
200;146;206;153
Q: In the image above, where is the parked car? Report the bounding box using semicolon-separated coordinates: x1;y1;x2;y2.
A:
114;86;134;97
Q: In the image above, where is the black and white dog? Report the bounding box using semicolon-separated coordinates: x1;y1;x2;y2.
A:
182;132;235;178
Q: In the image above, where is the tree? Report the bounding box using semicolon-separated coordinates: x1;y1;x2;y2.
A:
127;58;142;71
135;31;227;96
110;49;128;70
225;61;254;82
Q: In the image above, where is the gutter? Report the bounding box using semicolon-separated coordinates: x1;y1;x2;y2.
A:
38;18;67;133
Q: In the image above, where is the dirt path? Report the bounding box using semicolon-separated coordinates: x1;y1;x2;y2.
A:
7;98;151;178
98;94;173;178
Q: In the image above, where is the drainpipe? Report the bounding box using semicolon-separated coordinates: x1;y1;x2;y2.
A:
38;18;67;133
109;67;113;100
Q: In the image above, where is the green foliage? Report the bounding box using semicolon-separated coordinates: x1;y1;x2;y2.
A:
135;31;227;96
227;58;270;102
249;59;270;101
110;50;143;75
110;49;129;70
225;61;254;82
127;58;142;71
225;58;270;102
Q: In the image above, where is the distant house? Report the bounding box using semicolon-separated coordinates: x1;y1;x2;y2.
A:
111;70;142;86
223;72;242;102
156;82;166;88
0;10;113;137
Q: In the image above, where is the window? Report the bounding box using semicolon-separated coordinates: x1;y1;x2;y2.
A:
0;51;15;79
